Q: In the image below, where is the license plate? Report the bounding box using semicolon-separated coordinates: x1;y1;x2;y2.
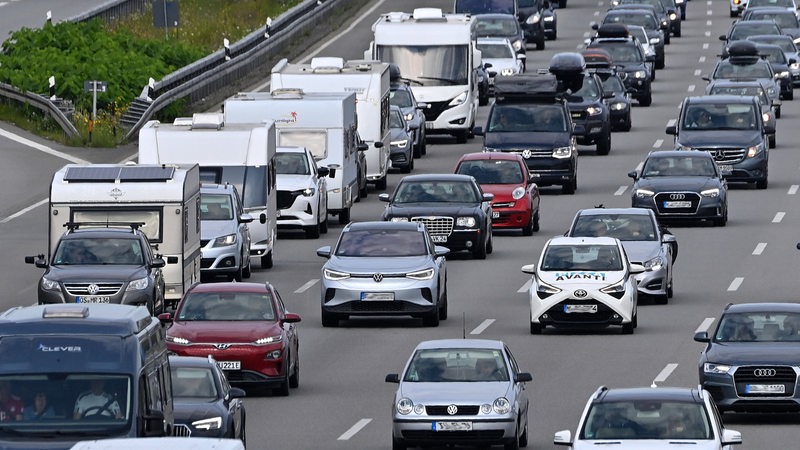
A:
425;122;435;130
430;235;448;243
718;165;733;174
571;113;581;119
663;201;692;208
564;304;597;313
217;361;241;370
77;296;110;304
361;292;394;301
492;211;500;218
745;384;785;394
433;421;472;431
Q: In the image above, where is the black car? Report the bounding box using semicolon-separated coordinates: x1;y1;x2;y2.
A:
595;68;633;131
747;34;800;87
170;355;246;442
379;174;494;259
705;79;778;147
560;61;613;155
755;43;794;99
615;0;680;37
742;6;800;40
389;105;415;173
611;3;671;44
587;25;653;106
719;19;782;57
473;74;579;194
475;13;529;56
601;8;666;69
389;65;428;157
628;150;728;226
694;302;800;413
666;95;772;189
25;223;170;315
476;63;491;106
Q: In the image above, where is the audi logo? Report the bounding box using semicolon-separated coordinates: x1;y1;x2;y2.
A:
753;368;777;377
574;289;588;298
373;273;384;283
669;193;686;200
446;405;459;415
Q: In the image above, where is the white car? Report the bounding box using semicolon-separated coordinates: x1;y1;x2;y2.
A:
521;236;644;334
554;385;743;449
275;146;329;238
476;37;525;90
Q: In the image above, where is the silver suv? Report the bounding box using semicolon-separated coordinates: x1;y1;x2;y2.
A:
199;184;253;281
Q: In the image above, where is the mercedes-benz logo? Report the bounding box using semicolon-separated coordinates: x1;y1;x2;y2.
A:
373;273;383;282
669;193;685;200
574;289;588;298
753;368;777;377
446;405;458;415
522;150;532;159
87;284;100;295
214;343;231;350
714;151;725;161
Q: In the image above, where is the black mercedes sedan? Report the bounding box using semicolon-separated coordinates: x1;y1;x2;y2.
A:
694;302;800;413
628;150;728;226
379;174;494;259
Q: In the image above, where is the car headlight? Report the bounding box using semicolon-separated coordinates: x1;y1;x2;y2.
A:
747;145;762;158
389;217;409;222
456;217;477;227
767;87;777;96
660;20;668;27
535;278;562;296
610;101;627;111
404;113;414;121
703;362;732;375
501;68;516;76
407;268;435;280
777;70;790;79
701;188;720;198
643;256;663;271
391;139;409;148
650;37;661;44
212;233;237;247
763;112;771;123
192;417;222;431
552;146;573;159
295;187;315;197
633;70;646;79
634;188;655;198
543;15;554;21
494;397;511;414
512;39;523;51
323;268;350;280
601;280;627;299
255;334;283;344
669;12;677;20
126;277;149;291
264;349;282;360
790;62;800;70
512;186;526;200
449;90;468;106
397;397;414;415
794;37;800;45
166;335;190;345
526;13;541;24
484;147;499;153
586;106;603;116
41;277;60;291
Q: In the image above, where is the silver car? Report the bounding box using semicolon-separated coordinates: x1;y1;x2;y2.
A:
386;339;532;450
566;207;676;304
199;184;253;281
316;221;448;327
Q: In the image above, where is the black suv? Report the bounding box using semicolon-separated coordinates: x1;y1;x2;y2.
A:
26;223;170;315
602;7;667;69
473;73;580;194
666;95;772;189
587;24;653;106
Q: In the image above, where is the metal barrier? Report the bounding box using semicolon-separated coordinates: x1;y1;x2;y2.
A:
0;82;79;137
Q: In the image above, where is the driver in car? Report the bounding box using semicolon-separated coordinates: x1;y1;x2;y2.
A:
73;379;122;419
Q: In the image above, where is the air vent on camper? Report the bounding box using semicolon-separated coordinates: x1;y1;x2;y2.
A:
311;57;345;73
385;11;408;22
413;8;446;21
172;117;193;127
191;113;224;130
271;88;305;99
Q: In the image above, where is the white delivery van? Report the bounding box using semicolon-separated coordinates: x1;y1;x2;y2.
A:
224;89;361;224
270;57;391;190
138;114;278;269
366;8;481;144
47;163;201;303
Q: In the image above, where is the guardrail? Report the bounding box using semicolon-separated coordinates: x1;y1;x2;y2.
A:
0;82;79;137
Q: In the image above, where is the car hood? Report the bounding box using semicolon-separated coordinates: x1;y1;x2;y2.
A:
481;184;526;202
572;440;722;450
44;265;148;282
326;255;433;273
391;128;410;141
385;204;481;218
173;399;225;424
168;320;282;343
704;342;800;364
277;174;314;192
779;27;800;39
567;98;602;109
201;220;238;241
635;176;721;192
484;58;519;73
484;131;571;149
537;270;624;286
398;381;512;403
620;241;661;262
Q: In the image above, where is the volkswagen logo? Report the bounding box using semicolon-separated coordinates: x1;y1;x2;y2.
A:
522;149;532;159
446;405;458;415
753;368;777;377
214;343;232;350
669;193;685;200
87;284;100;295
574;289;588;298
373;273;384;283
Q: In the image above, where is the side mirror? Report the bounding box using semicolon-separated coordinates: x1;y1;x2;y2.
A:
282;312;302;323
482;193;494;202
521;264;536;274
554;430;572;446
572;123;586;135
316;246;332;258
719;34;727;41
629;263;646;274
317;166;330;178
434;246;450;257
374;141;384;148
378;193;391;202
327;164;340;179
357;142;369;151
790;58;797;65
408;122;420;130
473;126;484;136
150;258;166;269
645;54;655;62
666;124;677;135
25;254;48;269
518;53;527;60
721;429;743;446
483;62;493;69
693;330;710;343
229;387;247;399
515;372;533;383
166;256;179;264
259;212;267;224
591;23;600;30
157;312;173;324
417;102;429;110
628;170;639;180
239;213;254;224
701;76;710;82
385;373;400;383
764;120;775;134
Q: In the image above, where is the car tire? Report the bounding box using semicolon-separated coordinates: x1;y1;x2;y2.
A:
536;36;545;50
274;370;290;397
359;175;368;200
656;56;665;70
769;133;776;149
622;115;632;131
654;294;669;305
522;213;535;236
730;10;737;17
787;89;794;100
240;414;247;446
472;237;488;259
232;263;243;282
486;231;493;254
504;427;521;450
321;309;339;327
289;354;300;388
338;207;351;225
559;0;567;7
562;179;576;195
519;420;529;447
596;131;611;155
420;133;427;155
392;435;407;450
261;251;273;269
639;94;652;107
455;129;469;144
242;257;251;279
320;216;329;234
622;319;635;334
667;280;674;298
665;34;670;45
438;286;448;320
532;210;540;232
530;322;543;334
305;222;321;239
375;175;388;190
756;177;768;190
674;27;681;38
776;106;781;118
423;308;440;327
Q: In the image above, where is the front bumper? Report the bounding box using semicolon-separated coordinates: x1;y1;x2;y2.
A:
38;281;154;308
490;201;533;229
570;114;607;145
496;149;576;188
701;365;800;412
200;244;242;276
321;277;440;317
169;344;287;386
529;284;636;328
392;415;516;446
277;192;320;228
633;264;668;297
632;193;725;223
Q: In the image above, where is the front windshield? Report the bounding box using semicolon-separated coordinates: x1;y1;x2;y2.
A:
403;348;509;382
274;152;311;175
601;75;626;94
681;103;757;130
488;104;567;132
605;12;658;30
335;229;428;257
457;159;525;184
455;0;516;14
580;400;712;440
569;76;601;100
377;45;469;87
748;0;795;7
177;291;276;321
709;86;768;104
278;130;328;161
200;193;234;221
759;47;787;63
643;155;718;177
750;36;797;52
199;166;267;209
716;312;800;342
571;214;657;241
540;244;624;271
604;44;644;63
53;238;143;266
477;42;515;59
171;367;218;400
390;89;413;108
476;18;520;37
749;12;799;29
620;0;666;14
731;24;781;40
713;61;773;79
393;180;481;203
390;110;405;129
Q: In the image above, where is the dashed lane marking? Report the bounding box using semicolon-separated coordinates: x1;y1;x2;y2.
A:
773;212;785;223
727;277;744;291
337;419;372;440
471;319;495;335
518;279;532;293
788;185;798;195
696;317;716;333
614;186;628;196
294;279;319;293
652;363;678;387
753;243;767;255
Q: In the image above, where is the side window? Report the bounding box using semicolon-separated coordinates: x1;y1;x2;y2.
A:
504;346;521;376
146;368;164;413
274;289;287;318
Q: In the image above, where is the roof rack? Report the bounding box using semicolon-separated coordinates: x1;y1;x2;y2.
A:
596;23;630;38
582;48;614;69
494;74;563;102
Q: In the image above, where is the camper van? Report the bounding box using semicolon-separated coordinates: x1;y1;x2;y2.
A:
270;57;391;190
224;89;361;224
366;8;481;144
0;303;173;449
32;163;201;307
138;114;278;269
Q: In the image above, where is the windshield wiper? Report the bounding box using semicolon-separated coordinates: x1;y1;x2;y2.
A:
417;76;465;85
400;76;424;86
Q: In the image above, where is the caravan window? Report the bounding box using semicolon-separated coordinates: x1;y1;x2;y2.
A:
199;167;267;210
378;45;469;87
278;130;328;160
72;209;161;242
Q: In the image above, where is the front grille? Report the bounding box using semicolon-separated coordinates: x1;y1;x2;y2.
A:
64;283;123;296
506;149;555;159
654;192;701;215
544;301;617;323
424;100;450;122
402;430;505;441
411;216;454;236
173;424;191;437
277;190;301;210
426;405;480;416
734;366;797;397
703;148;746;165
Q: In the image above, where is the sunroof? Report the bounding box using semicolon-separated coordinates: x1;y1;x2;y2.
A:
64;166;175;182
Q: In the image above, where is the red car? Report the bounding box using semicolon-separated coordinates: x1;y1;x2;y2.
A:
160;282;301;396
455;152;541;235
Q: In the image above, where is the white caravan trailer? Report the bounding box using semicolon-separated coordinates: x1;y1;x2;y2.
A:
270;57;392;190
138;114;278;268
47;163;201;302
366;8;480;144
224;89;361;224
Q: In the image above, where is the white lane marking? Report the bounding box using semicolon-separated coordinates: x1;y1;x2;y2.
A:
653;139;663;148
518;279;532;293
651;363;679;387
702;43;709;49
636;161;644;172
753;243;767;255
707;9;712;15
699;56;706;63
789;185;798;195
584;31;591;37
687;85;696;92
471;319;495;335
704;31;711;37
0;128;89;164
667;119;676;127
614;185;628;196
0;198;47;224
706;20;713;26
337;418;372;440
294;279;319;293
706;0;712;4
594;10;600;16
773;212;785;223
728;277;744;291
696;317;716;334
694;69;702;76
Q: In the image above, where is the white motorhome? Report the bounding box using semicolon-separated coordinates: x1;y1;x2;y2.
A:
138;114;278;268
224;89;361;224
47;163;201;302
366;7;480;144
270;57;391;190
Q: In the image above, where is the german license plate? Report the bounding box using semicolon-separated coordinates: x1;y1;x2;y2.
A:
77;296;110;303
433;421;472;431
571;113;581;119
663;201;692;208
492;211;500;218
718;165;733;174
745;384;785;394
431;235;448;243
564;304;597;313
217;361;241;370
361;292;394;301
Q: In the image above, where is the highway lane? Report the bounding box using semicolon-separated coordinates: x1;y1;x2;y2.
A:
0;0;109;41
1;0;800;448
